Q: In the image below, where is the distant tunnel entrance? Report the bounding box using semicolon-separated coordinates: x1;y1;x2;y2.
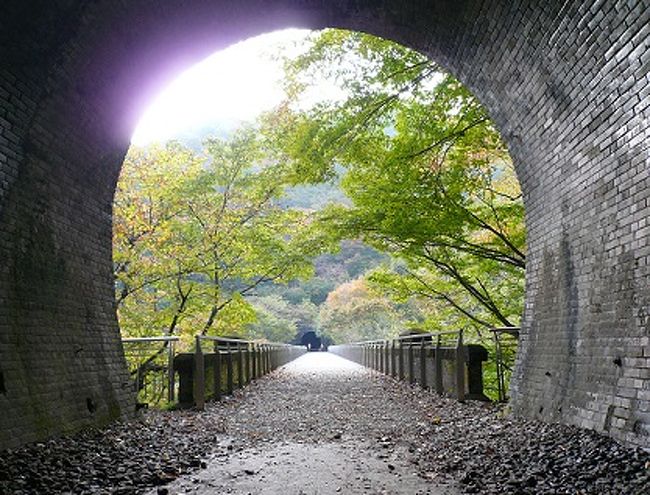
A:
301;332;323;352
0;0;648;449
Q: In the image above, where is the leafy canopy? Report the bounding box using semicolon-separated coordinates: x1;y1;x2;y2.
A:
114;127;328;346
268;29;526;332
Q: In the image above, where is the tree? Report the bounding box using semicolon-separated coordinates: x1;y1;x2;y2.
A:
245;295;318;342
114;127;326;348
114;142;203;342
266;29;526;331
317;278;415;343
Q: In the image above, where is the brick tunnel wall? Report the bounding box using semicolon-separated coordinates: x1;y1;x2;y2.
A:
0;0;648;449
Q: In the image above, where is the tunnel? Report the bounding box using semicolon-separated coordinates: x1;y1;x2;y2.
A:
0;0;648;449
301;332;323;352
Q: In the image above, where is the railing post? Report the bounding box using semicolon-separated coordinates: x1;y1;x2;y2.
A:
397;340;404;380
269;345;274;371
455;329;466;401
390;341;396;378
420;339;427;388
375;344;379;371
494;330;505;402
237;342;244;388
373;344;378;371
244;343;250;384
226;342;234;395
258;344;266;376
372;344;379;371
264;345;269;374
251;343;258;380
194;336;205;410
213;341;221;401
408;341;415;384
435;335;443;394
375;343;379;372
168;340;176;403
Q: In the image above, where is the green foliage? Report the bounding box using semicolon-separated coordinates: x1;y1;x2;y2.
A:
270;29;526;332
256;239;387;308
116;29;526;403
114;128;326;347
317;278;422;343
245;295;318;342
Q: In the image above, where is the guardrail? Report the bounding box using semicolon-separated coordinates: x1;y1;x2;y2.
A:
122;335;306;409
186;336;306;410
329;329;489;401
122;336;180;405
490;327;520;402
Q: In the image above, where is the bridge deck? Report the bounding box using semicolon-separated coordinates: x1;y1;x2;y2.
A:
154;352;458;494
0;352;647;494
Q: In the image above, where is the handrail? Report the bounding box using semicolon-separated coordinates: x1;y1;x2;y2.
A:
121;336;180;404
122;336;180;343
195;335;296;346
192;335;306;410
195;335;249;344
396;329;461;341
330;328;468;400
122;334;306;409
490;326;520;336
347;329;462;346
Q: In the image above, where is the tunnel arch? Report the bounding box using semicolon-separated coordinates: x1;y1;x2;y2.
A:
0;0;648;449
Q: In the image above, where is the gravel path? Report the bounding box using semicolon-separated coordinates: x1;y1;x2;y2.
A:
149;353;457;495
0;352;648;494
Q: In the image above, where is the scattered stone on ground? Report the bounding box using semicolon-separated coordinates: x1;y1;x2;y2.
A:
0;353;648;494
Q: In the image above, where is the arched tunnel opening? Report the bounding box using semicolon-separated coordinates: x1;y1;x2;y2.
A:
0;2;649;491
300;331;323;351
115;27;524;410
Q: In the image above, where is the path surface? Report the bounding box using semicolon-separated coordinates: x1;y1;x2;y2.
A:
151;353;458;494
1;353;648;494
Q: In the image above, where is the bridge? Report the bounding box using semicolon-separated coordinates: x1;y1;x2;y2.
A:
0;0;649;481
0;348;647;493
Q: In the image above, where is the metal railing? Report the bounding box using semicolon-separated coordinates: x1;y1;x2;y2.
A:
330;329;489;401
490;327;520;402
192;336;305;410
122;335;306;409
122;336;180;405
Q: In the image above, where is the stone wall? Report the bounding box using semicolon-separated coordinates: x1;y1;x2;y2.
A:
0;0;648;449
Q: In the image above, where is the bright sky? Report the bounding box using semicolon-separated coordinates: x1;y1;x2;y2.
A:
131;29;313;145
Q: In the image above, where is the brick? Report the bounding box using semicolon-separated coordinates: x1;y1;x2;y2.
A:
0;0;649;451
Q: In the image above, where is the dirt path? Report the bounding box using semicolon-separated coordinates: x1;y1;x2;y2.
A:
151;353;458;494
